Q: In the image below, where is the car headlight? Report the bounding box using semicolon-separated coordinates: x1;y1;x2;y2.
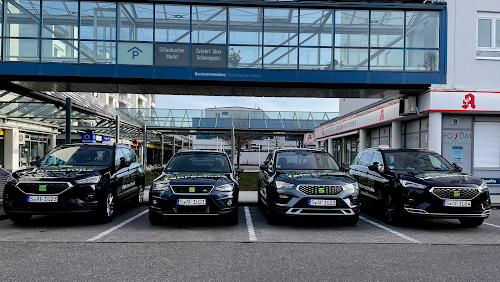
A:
276;181;295;189
344;182;359;191
400;180;427;189
215;183;234;192
7;175;18;184
75;176;101;184
479;181;488;192
152;181;170;192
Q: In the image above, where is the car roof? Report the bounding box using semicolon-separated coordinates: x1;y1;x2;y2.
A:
59;143;127;148
275;148;324;153
177;149;227;155
363;147;432;152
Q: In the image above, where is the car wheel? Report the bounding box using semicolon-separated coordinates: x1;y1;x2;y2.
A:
98;190;115;223
382;191;402;225
342;214;359;226
459;218;484;228
222;210;238;225
149;210;163;225
135;184;144;206
266;192;281;225
257;185;266;211
9;214;32;224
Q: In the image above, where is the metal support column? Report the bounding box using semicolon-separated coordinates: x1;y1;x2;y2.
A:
143;125;147;167
65;98;71;144
231;127;235;167
115;115;120;144
161;135;164;166
172;135;176;156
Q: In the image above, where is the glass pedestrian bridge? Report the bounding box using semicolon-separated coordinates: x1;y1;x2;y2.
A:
117;108;337;131
0;0;447;93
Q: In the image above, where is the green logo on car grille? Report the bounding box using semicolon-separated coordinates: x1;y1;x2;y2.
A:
454;190;460;197
189;187;195;193
39;185;47;192
318;187;325;194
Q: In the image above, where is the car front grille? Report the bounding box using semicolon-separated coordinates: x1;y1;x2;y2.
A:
17;182;70;194
171;186;213;194
297;185;344;195
431;188;480;200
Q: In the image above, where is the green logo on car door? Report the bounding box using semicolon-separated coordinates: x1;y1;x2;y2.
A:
189;187;195;192
318;187;325;194
39;185;47;192
454;190;460;197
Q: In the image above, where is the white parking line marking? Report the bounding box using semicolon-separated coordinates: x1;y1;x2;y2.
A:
244;206;257;242
484;222;500;229
360;216;422;244
87;209;149;242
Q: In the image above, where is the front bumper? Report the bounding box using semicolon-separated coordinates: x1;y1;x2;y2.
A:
402;187;491;219
149;189;237;216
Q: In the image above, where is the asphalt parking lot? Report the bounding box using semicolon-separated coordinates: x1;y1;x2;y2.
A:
0;203;499;245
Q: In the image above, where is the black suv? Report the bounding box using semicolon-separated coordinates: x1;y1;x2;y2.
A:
149;150;242;225
258;148;361;225
349;147;491;227
3;143;145;223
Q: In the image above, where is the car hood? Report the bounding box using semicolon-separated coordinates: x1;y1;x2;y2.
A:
14;166;106;181
155;172;234;186
275;170;356;185
395;171;483;187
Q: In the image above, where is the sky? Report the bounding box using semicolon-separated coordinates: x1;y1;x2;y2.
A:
155;95;340;112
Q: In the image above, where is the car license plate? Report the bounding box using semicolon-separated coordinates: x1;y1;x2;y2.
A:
443;200;471;207
177;199;206;206
27;196;58;203
308;199;336;206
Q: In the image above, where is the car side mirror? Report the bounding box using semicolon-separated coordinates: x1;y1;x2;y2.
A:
260;164;269;171
235;168;244;175
263;161;269;165
341;164;350;172
368;164;379;172
119;157;128;168
154;166;164;174
29;160;37;166
452;163;463;172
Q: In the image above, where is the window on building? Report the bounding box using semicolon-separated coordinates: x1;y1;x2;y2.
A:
477;13;500;59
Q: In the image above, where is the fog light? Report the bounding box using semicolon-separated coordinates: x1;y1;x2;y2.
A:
279;194;288;199
226;199;233;207
152;199;157;205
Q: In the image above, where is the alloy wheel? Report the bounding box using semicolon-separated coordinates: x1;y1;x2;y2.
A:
106;193;114;217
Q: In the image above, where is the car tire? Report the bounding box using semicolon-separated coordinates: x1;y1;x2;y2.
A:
382;190;403;225
222;209;238;225
149;210;163;225
342;214;359;226
257;186;266;211
459;218;484;228
98;189;115;223
135;184;144;206
266;192;281;225
9;214;32;224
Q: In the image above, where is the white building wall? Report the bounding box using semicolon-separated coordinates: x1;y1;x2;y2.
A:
338;98;381;116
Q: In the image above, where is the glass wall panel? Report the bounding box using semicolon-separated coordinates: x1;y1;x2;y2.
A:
300;9;333;47
335;10;369;47
369;48;403;71
334;48;368;70
192;6;227;44
5;38;39;61
405;49;439;71
478;19;492;47
264;8;298;46
80;2;116;40
42;0;79;39
229;7;262;45
263;47;297;69
155;4;190;43
228;46;262;68
370;11;404;48
4;0;41;38
299;47;332;70
42;39;78;63
119;3;153;41
80;41;116;64
0;0;3;37
497;20;500;47
406;11;439;48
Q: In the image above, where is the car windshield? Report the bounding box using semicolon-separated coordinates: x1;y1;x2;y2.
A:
383;151;455;171
166;153;231;173
275;151;340;171
40;146;113;166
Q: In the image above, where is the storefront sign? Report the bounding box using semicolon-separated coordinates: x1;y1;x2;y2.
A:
81;134;96;144
482;178;500;185
452;146;464;163
419;91;500;113
102;136;111;142
155;43;190;67
304;133;314;141
191;45;226;68
118;42;153;65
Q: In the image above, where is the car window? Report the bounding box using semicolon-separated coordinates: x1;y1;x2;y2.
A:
360;152;375;167
123;148;134;163
114;148;125;167
40;146;113;166
353;153;363;166
372;152;383;165
166;153;231;173
275;150;340;171
265;152;273;165
383;151;455;171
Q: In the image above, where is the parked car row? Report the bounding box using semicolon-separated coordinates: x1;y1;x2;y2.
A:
2;144;492;228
